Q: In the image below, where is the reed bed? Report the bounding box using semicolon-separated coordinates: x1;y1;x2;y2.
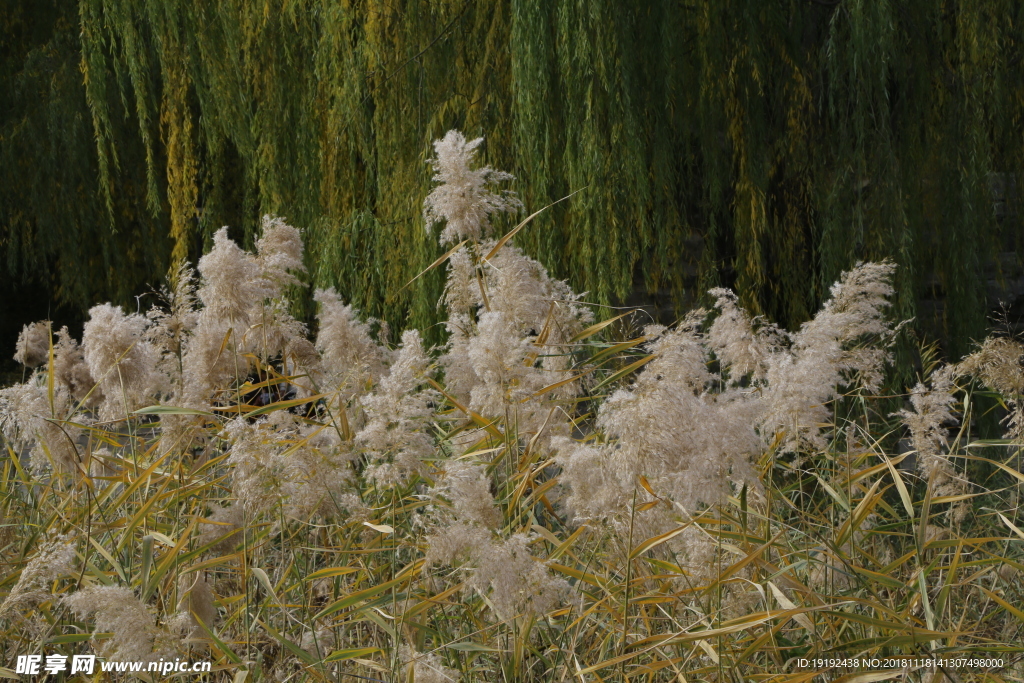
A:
0;132;1022;682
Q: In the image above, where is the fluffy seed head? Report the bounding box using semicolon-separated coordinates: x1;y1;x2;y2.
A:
0;380;82;474
196;228;266;322
423;131;522;245
0;534;76;617
434;460;501;529
63;585;169;661
82;303;164;419
399;645;461;683
256;214;305;289
314;287;389;401
957;336;1024;396
176;573;218;636
14;321;49;368
53;326;98;404
357;330;437;486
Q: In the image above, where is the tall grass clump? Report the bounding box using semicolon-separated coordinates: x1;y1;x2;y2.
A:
0;131;1022;682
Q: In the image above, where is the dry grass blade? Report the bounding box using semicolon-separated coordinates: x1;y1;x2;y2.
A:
482;186;587;262
394;239;468;298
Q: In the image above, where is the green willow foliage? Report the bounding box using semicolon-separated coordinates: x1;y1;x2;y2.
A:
0;1;170;315
3;0;1024;360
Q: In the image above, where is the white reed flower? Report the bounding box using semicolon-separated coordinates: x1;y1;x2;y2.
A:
176;572;218;636
266;411;362;521
256;214;305;289
357;330;437;487
195;228;267;323
957;336;1024;441
957;336;1024;396
760;261;895;451
215;410;366;526
896;367;965;496
197;503;244;554
442;241;592;342
428;522;573;621
578;316;762;521
53;326;98;405
438;313;478;407
398;644;461;683
177;314;238;407
223;417;285;516
14;321;49;368
897;368;957;463
178;229;262;403
438;242;592;453
248;298;309;367
0;380;82;474
182;221;307;405
82;303;164;419
144;266;200;411
423;131;522;245
146;262;199;359
466;311;542;410
473;532;569;620
482;243;592;342
314;287;390;402
433;460;501;529
442;244;479;315
63;585;174;662
425;460;569;620
555;261;897;554
0;534;76;617
708;289;783;383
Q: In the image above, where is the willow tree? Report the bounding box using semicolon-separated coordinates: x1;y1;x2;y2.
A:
4;0;1024;366
0;0;172;360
